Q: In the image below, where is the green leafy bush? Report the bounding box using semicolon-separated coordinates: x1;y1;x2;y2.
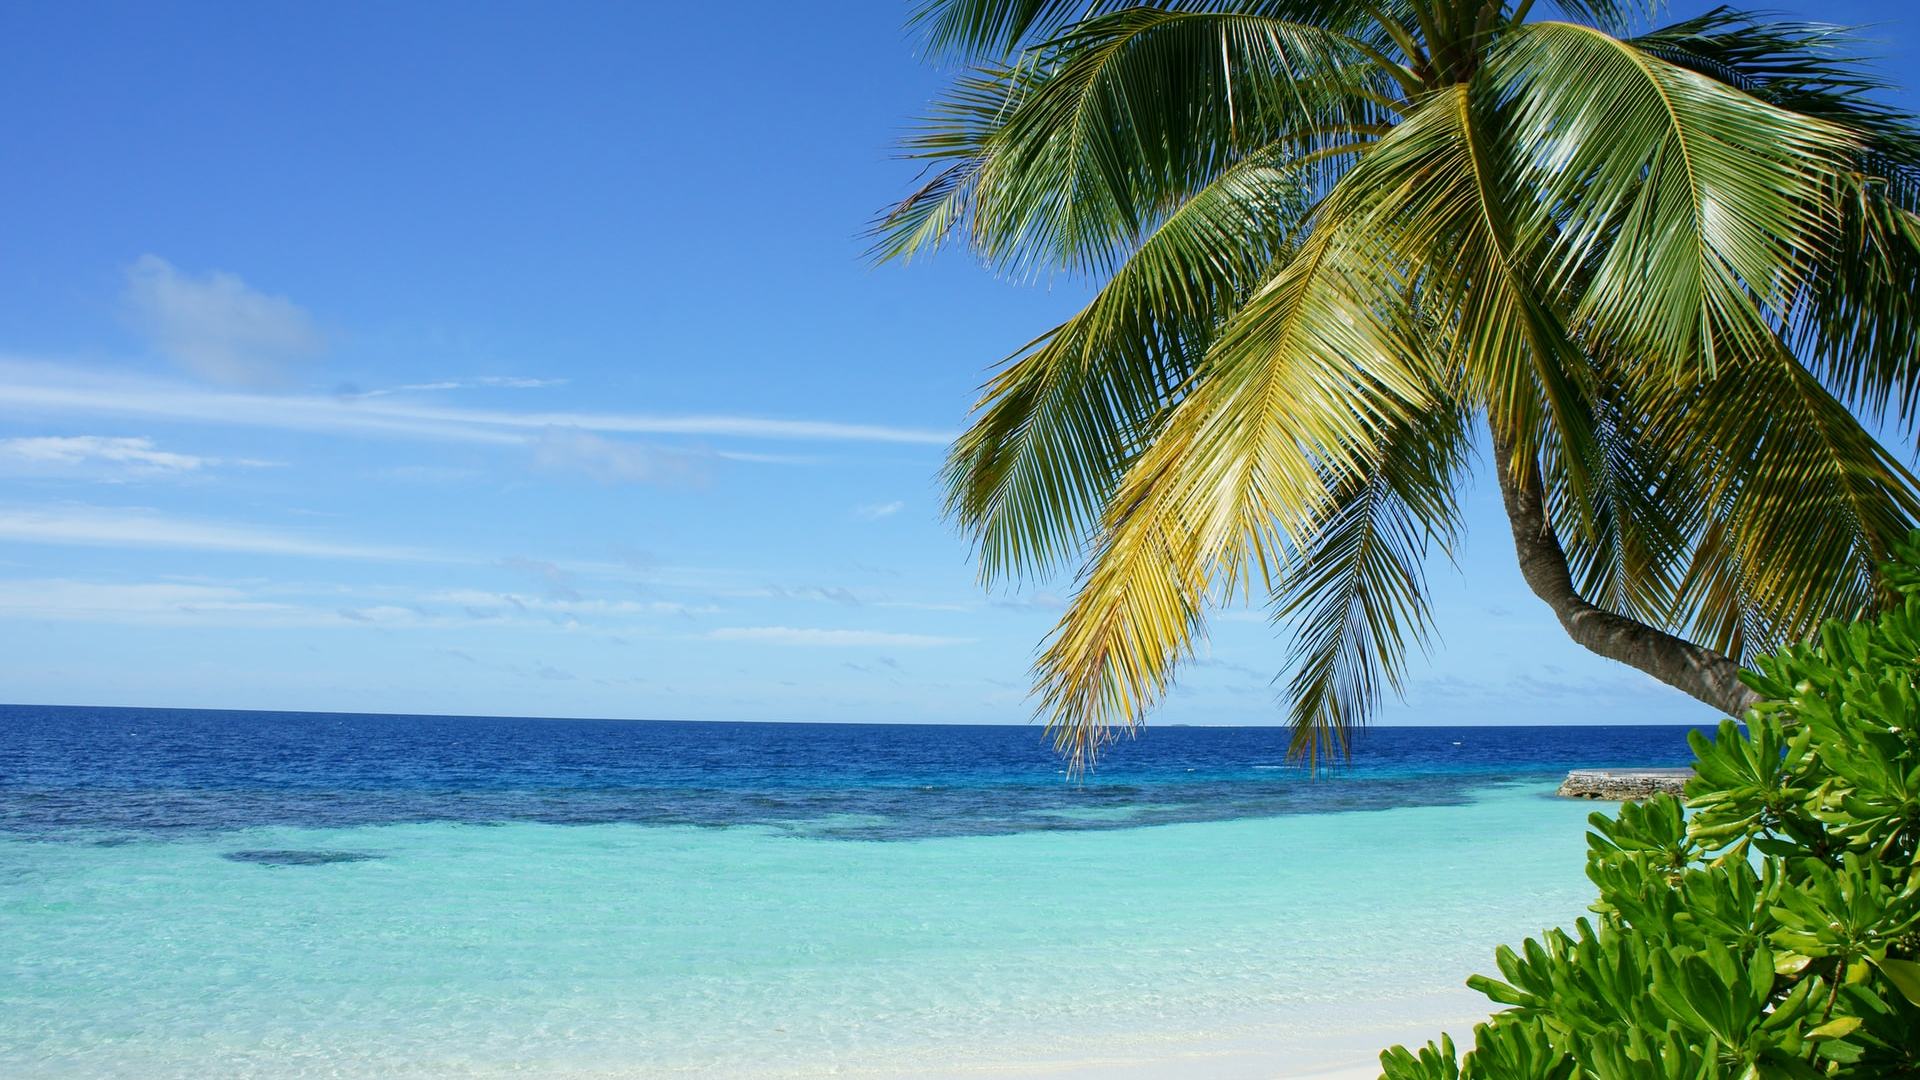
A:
1379;539;1920;1079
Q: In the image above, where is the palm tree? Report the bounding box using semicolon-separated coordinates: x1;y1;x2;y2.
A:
877;0;1920;766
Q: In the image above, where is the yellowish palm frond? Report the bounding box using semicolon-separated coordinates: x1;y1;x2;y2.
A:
1031;137;1449;767
947;145;1327;583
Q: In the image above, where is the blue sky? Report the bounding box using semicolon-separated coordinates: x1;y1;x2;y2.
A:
0;0;1912;727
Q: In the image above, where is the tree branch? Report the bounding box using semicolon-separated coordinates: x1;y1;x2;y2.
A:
1490;425;1764;719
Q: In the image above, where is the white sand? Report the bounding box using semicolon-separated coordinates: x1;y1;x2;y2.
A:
869;989;1490;1080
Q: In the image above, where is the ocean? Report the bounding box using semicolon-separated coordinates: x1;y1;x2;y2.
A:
0;706;1704;1079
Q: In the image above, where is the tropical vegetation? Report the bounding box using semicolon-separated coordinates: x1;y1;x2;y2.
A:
1376;533;1920;1080
878;0;1920;764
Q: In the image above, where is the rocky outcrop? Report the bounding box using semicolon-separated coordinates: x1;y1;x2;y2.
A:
1557;768;1694;801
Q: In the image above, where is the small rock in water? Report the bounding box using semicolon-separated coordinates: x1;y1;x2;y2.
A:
221;849;381;866
1556;769;1692;801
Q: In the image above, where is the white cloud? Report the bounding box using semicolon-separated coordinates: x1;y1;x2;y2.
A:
714;450;820;465
706;626;973;648
429;588;712;618
0;506;429;560
0;579;305;625
0;434;277;482
531;427;710;485
0;574;724;629
855;500;904;520
0;360;952;446
0;366;522;444
536;414;945;444
122;256;327;387
0;435;210;477
358;376;568;397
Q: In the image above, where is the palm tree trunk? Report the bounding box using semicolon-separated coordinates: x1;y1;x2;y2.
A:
1489;427;1763;719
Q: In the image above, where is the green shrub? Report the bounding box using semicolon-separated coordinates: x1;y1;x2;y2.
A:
1379;538;1920;1079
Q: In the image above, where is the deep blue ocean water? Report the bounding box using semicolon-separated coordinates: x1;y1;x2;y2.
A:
0;704;1704;842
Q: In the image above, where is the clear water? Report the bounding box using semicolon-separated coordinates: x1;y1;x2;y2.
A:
0;707;1704;1078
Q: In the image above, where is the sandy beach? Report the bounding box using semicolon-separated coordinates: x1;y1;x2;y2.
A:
825;989;1490;1080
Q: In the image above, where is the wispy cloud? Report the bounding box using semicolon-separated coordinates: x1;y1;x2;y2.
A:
855;500;904;520
356;376;568;397
0;578;306;625
741;584;863;607
430;588;712;619
1;435;207;471
706;626;972;648
0;573;726;628
531;427;710;486
0;366;520;444
0;579;426;628
122;256;327;387
0;360;953;446
0;506;430;560
0;435;227;481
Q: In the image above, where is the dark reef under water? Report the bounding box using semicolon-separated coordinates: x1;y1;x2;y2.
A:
0;704;1706;842
220;849;383;866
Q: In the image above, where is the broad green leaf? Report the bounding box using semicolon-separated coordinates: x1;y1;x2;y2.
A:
1807;1015;1862;1039
1873;956;1920;1006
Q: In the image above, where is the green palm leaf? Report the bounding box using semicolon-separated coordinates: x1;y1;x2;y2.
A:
1030;116;1460;765
1489;20;1854;376
878;8;1386;277
910;0;1370;59
947;146;1320;582
1275;397;1469;765
1653;346;1920;656
1628;7;1920;425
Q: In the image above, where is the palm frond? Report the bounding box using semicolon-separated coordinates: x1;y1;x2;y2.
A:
910;0;1373;60
1391;80;1693;631
1796;182;1920;426
1630;6;1920;167
1546;368;1696;627
1328;80;1612;558
1030;113;1457;769
1488;20;1855;377
1627;7;1920;426
1436;81;1606;537
1535;1;1662;37
867;68;1010;265
911;0;1088;57
1649;345;1920;657
877;9;1386;276
947;146;1319;583
1274;397;1469;765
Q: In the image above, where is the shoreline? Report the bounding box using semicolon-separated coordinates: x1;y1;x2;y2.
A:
722;989;1495;1080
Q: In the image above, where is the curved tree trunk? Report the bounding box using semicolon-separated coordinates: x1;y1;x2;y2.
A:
1489;426;1764;719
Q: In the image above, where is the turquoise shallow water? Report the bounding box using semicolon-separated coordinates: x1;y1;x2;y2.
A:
1;782;1602;1079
